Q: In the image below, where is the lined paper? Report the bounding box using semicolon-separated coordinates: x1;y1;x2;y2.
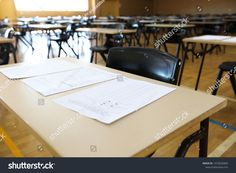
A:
55;77;176;124
23;66;118;96
0;60;80;79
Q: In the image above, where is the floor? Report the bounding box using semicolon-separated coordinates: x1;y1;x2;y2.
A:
0;30;235;157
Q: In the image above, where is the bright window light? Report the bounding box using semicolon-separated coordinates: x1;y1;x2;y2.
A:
14;0;89;11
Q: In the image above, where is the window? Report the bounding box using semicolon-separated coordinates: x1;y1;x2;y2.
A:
14;0;89;11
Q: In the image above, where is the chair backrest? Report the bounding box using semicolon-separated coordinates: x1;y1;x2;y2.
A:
0;27;14;38
225;21;236;35
107;47;181;85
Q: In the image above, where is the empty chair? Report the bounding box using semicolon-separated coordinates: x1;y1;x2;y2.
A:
125;20;142;46
225;21;236;35
47;24;78;58
90;34;124;63
212;62;236;95
90;23;125;63
106;47;181;85
0;27;17;64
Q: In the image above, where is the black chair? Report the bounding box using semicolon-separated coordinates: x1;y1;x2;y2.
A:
161;28;190;58
0;27;17;64
90;23;125;64
124;20;142;46
106;47;181;85
47;24;78;58
225;21;236;35
212;62;236;95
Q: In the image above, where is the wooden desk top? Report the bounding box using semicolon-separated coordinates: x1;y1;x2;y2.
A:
189;21;224;25
28;24;66;30
76;28;136;35
183;35;236;46
139;20;156;24
145;24;195;28
0;37;15;44
91;22;125;26
0;58;227;157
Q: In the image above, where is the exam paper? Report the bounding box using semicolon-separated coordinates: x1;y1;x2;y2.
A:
0;60;80;79
23;66;118;96
55;77;176;124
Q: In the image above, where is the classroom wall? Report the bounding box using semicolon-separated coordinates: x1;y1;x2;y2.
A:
119;0;154;16
96;0;120;17
0;0;96;20
0;0;17;20
153;0;236;15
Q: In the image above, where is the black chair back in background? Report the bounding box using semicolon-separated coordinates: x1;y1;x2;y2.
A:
0;27;15;65
107;47;181;85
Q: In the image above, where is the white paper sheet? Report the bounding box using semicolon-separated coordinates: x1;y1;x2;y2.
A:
23;66;119;96
55;77;176;124
192;35;231;41
0;60;80;79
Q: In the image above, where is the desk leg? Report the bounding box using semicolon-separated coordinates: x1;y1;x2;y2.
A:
175;118;209;158
199;118;209;157
195;44;208;90
178;42;190;86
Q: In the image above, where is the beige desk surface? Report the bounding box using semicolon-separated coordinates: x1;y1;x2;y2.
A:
0;58;226;157
139;20;157;24
93;19;117;22
76;28;136;35
0;37;15;44
28;24;66;30
189;21;224;25
145;24;195;28
91;22;125;26
183;35;236;46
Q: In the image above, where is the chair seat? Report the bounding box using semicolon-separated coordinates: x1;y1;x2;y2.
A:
219;62;236;72
90;46;108;52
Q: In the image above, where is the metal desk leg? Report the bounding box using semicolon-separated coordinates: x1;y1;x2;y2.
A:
175;118;209;158
178;42;190;86
195;44;208;90
199;118;209;157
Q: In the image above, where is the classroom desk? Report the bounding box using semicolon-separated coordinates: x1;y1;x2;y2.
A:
28;24;66;31
179;35;236;90
145;24;196;28
76;27;136;35
0;58;227;157
93;19;117;23
0;37;17;63
189;21;225;25
0;37;15;44
139;20;157;24
90;22;125;27
76;27;137;48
